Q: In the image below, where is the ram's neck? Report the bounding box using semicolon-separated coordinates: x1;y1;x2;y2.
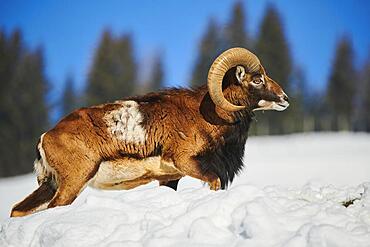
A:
196;79;253;130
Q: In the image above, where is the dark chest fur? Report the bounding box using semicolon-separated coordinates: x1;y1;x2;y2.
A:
195;115;251;189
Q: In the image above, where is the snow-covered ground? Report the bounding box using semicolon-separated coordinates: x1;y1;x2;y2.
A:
1;133;370;246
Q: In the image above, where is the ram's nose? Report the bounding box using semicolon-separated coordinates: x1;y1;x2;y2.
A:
282;94;289;103
275;93;289;111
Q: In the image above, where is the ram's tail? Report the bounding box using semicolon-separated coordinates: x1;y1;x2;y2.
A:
11;134;58;217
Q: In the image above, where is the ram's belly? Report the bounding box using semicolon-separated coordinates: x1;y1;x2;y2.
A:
89;156;182;190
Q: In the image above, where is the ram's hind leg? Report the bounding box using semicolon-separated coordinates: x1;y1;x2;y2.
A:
11;178;56;217
47;162;99;209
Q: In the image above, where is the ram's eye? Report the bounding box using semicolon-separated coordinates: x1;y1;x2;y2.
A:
251;77;264;87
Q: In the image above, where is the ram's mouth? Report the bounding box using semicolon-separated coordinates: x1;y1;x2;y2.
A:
253;100;289;112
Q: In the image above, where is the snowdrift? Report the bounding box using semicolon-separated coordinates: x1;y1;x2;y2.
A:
1;133;370;246
1;183;370;246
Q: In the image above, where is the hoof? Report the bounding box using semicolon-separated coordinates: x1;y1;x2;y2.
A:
209;178;221;191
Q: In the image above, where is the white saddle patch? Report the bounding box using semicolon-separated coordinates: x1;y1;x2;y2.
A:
105;100;146;144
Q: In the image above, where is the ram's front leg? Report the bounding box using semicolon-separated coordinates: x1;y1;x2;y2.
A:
208;177;221;191
174;155;221;191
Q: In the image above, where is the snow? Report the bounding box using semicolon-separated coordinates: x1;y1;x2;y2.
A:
1;133;370;246
0;174;38;220
238;132;370;186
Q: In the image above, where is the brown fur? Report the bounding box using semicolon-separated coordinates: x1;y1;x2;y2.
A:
11;64;288;217
11;179;56;217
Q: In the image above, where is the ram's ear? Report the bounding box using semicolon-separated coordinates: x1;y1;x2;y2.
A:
236;66;246;84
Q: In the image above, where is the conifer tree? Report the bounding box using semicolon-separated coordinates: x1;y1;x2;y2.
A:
359;56;370;131
0;31;8;120
148;53;164;91
0;30;16;176
191;19;222;88
254;5;292;135
0;30;25;176
115;34;136;97
0;30;21;75
61;74;77;116
0;30;22;116
86;30;137;105
86;30;113;105
289;67;308;132
326;37;355;131
0;30;49;177
224;1;249;49
255;5;291;89
9;50;49;175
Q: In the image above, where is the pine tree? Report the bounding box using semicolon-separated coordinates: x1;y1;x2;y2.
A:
86;30;112;105
224;1;249;49
326;36;356;131
255;5;291;89
61;74;77;116
86;30;137;105
0;30;16;176
360;56;370;131
9;49;49;175
0;30;49;177
115;34;136;97
0;30;9;120
0;30;22;115
148;53;164;91
253;5;292;135
0;30;25;176
289;67;309;132
191;19;222;88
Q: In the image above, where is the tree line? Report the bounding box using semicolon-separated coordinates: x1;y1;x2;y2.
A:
191;2;370;135
0;1;369;177
0;30;49;176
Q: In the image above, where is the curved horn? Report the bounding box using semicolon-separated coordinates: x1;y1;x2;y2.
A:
207;47;261;112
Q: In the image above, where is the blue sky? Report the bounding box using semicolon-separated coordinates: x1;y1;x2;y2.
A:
1;0;369;100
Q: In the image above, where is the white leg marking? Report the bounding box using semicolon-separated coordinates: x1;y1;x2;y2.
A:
32;202;49;214
34;133;57;184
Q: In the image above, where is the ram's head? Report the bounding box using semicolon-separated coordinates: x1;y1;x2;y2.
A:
207;47;289;112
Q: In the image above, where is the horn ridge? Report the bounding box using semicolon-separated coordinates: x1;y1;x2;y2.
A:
207;47;261;112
